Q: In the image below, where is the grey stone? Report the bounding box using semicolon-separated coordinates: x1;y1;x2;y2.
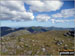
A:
42;47;46;52
27;50;32;55
56;40;63;45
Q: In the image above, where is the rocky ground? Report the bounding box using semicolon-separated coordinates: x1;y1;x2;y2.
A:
0;30;74;56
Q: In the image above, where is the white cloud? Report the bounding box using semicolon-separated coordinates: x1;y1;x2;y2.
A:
24;0;63;12
36;14;50;22
55;20;65;23
0;1;25;11
52;13;63;18
51;19;75;23
56;19;75;23
52;8;75;18
51;19;55;23
61;8;75;18
0;1;34;21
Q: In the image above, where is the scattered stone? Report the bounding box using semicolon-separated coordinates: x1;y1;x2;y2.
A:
36;50;40;54
25;44;31;48
20;38;25;42
9;51;14;55
2;47;8;53
32;40;35;42
54;38;57;41
42;47;46;52
63;46;67;50
61;40;64;43
63;44;68;50
64;44;68;47
64;33;69;37
1;42;5;45
64;31;75;37
27;50;32;55
55;40;63;45
16;45;21;49
33;43;35;46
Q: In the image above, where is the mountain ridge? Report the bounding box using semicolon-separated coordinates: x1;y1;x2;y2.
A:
0;26;74;37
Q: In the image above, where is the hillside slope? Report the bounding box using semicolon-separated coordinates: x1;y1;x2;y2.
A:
0;30;74;55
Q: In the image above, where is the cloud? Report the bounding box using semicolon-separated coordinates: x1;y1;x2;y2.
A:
61;8;75;17
36;14;50;22
51;19;75;23
0;1;25;12
51;19;55;24
52;13;63;18
0;1;34;21
24;0;63;12
52;8;75;18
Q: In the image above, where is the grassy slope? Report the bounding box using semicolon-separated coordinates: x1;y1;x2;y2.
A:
0;30;74;55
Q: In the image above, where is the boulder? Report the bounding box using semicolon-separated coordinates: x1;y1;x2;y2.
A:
42;47;46;52
64;31;75;37
27;50;32;55
55;40;63;45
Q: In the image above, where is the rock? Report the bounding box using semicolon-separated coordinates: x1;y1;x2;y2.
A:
20;38;25;42
2;49;8;53
56;40;63;45
27;50;32;55
25;44;31;48
61;40;64;43
9;51;14;55
63;46;68;50
32;43;35;46
32;40;35;42
36;50;40;54
63;44;68;50
42;48;46;52
64;31;75;37
69;31;75;37
2;46;8;53
64;44;68;47
8;42;15;48
17;45;21;49
64;33;69;37
54;38;57;41
1;42;5;45
5;37;10;41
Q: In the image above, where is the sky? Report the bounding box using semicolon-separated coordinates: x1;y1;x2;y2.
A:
0;0;75;28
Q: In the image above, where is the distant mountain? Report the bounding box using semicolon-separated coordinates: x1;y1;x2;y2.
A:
0;26;74;37
46;27;74;31
27;27;48;33
5;30;31;37
0;27;15;37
